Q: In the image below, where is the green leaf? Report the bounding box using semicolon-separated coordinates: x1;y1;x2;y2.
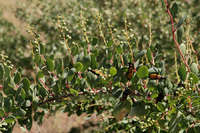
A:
135;50;146;60
176;15;187;29
13;108;26;119
67;68;76;82
4;97;12;113
37;71;44;79
86;71;97;87
0;109;5;117
71;45;79;55
112;87;122;98
109;67;117;76
170;2;178;18
91;54;98;69
157;102;165;112
188;127;200;133
180;43;186;56
161;0;165;7
38;85;48;97
92;37;98;46
39;43;45;54
33;111;45;125
21;88;26;99
55;58;64;74
70;88;79;96
34;54;41;65
4;65;10;78
177;27;183;44
191;63;199;75
147;48;152;62
189;72;199;84
23;78;30;91
14;72;21;84
130;101;146;117
116;45;123;54
5;116;15;124
0;63;4;80
151;91;158;99
46;57;54;72
137;65;149;79
74;62;83;72
26;116;33;131
178;64;187;81
82;56;91;71
107;40;113;47
169;111;182;133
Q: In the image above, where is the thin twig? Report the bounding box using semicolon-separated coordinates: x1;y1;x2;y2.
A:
164;0;190;72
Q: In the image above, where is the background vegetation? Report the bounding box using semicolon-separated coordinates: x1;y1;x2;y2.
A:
0;0;199;132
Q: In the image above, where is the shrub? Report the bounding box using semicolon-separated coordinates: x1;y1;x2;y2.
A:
0;0;199;132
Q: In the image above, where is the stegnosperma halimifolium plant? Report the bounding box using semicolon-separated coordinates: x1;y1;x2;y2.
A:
0;0;200;132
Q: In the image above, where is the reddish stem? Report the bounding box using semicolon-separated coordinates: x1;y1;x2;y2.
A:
164;0;190;72
0;84;3;89
39;79;51;91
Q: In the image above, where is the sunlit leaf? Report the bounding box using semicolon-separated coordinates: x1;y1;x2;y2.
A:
70;88;79;96
180;43;186;56
178;64;187;81
46;57;54;72
137;65;149;79
110;67;117;76
147;48;153;63
5;116;15;124
189;72;199;84
74;62;83;72
191;63;199;75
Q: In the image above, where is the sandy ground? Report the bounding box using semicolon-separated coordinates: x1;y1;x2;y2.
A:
13;113;99;133
0;0;28;36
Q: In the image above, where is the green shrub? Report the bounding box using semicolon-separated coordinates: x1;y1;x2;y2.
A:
0;0;199;132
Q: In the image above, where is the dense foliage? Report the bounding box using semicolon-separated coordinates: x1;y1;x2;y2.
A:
0;0;199;132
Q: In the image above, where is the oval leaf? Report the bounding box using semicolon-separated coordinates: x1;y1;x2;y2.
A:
191;63;199;75
147;48;152;63
74;62;83;72
23;78;30;91
110;67;117;76
180;43;186;56
46;58;54;72
14;72;21;84
178;64;187;81
137;65;149;79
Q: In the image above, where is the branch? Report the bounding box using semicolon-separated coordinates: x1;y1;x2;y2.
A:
38;93;74;106
38;89;108;106
164;0;191;72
